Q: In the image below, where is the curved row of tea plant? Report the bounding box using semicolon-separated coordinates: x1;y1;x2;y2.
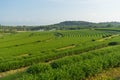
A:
19;45;120;80
0;29;119;72
0;29;118;59
0;35;120;72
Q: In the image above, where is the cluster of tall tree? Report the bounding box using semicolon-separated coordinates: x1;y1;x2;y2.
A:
0;25;32;33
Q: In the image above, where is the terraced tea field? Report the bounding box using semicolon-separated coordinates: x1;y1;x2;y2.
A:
0;29;120;80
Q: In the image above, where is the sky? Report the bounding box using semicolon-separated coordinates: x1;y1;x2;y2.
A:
0;0;120;26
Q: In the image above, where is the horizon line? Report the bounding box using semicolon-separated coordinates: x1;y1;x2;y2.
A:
0;20;120;26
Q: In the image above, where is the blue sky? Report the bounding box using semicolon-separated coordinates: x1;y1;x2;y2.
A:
0;0;120;25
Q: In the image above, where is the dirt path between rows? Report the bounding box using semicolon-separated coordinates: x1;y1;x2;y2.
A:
57;45;76;51
97;34;120;42
0;67;28;78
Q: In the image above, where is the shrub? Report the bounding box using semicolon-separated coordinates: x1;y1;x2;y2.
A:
92;39;95;41
108;42;118;46
27;63;52;74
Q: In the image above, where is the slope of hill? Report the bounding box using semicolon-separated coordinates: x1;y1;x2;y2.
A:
0;21;120;31
55;21;94;26
31;21;120;30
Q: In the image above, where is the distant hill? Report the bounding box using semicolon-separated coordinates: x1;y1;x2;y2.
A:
98;22;120;27
32;21;120;30
55;21;94;26
99;22;120;25
55;21;120;27
1;21;120;31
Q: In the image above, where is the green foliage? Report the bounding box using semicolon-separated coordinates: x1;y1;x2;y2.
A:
27;63;52;74
0;29;120;80
18;45;120;80
108;42;118;46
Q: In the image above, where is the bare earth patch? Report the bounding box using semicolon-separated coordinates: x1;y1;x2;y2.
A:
57;45;76;51
0;67;28;78
86;67;120;80
18;54;29;57
97;34;120;42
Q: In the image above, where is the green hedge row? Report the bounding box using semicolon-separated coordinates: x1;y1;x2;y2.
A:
0;41;108;72
0;38;119;72
24;45;120;80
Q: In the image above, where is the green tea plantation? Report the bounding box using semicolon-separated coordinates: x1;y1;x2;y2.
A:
0;29;120;80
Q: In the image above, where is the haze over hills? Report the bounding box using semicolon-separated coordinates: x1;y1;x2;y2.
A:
0;21;120;31
54;21;120;27
55;21;94;26
30;21;120;30
1;21;120;27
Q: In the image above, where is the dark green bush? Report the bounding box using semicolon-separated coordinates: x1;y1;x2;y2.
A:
108;42;118;46
27;63;52;74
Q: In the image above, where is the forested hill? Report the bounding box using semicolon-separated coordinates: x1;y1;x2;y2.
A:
53;21;120;28
31;21;120;30
0;21;120;31
55;21;94;26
